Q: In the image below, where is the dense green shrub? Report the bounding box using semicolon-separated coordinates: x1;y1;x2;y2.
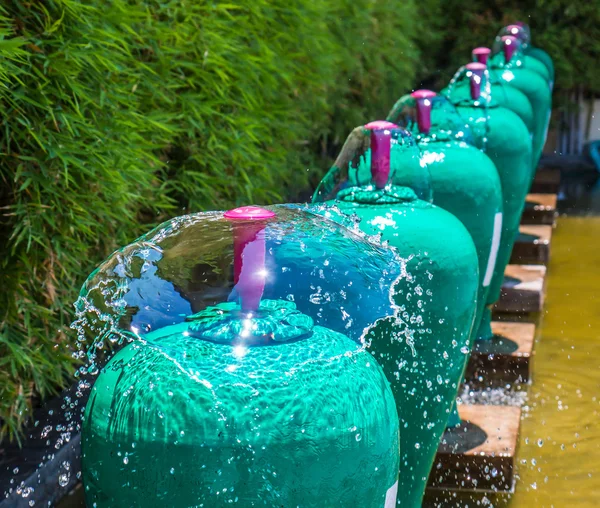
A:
418;0;600;95
0;0;423;439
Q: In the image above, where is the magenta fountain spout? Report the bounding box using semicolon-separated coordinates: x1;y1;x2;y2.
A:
472;47;491;65
224;206;275;312
465;62;486;100
364;120;398;189
501;35;519;63
506;24;527;41
513;21;531;36
410;90;436;135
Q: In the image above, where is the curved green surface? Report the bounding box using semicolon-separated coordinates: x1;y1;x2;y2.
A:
320;186;478;507
314;124;431;203
446;89;532;339
82;301;400;507
487;74;535;134
441;80;534;136
525;54;551;82
418;141;503;340
490;59;552;176
526;46;555;84
490;53;551;83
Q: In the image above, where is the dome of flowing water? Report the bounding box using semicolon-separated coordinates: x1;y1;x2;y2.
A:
489;35;553;173
310;122;479;507
387;91;503;345
74;205;403;507
470;46;536;138
444;63;532;340
492;23;554;87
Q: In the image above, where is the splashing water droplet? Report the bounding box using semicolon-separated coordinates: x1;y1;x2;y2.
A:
58;474;69;487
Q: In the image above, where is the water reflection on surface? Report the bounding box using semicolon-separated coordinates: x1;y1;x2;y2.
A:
509;215;600;507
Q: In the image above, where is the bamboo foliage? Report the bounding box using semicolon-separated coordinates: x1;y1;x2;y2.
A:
0;0;422;440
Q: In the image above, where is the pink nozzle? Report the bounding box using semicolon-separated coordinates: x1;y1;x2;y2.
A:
465;62;486;100
472;47;491;65
224;206;275;220
225;206;275;312
506;24;526;40
411;90;436;135
501;35;519;63
364;120;397;131
411;90;436;100
364;120;399;189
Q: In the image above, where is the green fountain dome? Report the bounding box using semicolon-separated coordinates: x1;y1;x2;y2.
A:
312;121;432;204
490;29;552;86
445;60;533;341
387;90;476;145
509;21;555;82
446;62;496;107
387;87;504;425
310;121;479;506
494;23;531;50
468;47;535;133
443;63;496;149
79;205;403;507
487;34;552;178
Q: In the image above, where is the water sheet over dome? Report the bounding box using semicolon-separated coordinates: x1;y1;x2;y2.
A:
312;121;432;203
387;90;475;145
488;35;552;176
75;205;404;356
445;62;532;339
493;23;531;52
78;205;403;507
444;63;496;148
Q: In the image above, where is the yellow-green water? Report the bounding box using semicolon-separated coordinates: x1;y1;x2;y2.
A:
510;216;600;507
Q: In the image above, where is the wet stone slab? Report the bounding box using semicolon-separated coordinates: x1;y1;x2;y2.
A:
521;193;557;225
511;225;553;265
428;405;521;493
465;322;537;387
495;265;547;314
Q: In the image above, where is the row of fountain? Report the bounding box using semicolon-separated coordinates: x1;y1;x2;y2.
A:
76;23;553;507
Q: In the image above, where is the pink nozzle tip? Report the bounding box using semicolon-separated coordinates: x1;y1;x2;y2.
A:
506;24;524;35
501;35;519;63
472;47;491;64
466;62;487;71
410;90;435;135
365;124;395;190
225;207;273;311
224;206;275;220
364;120;398;131
506;24;528;43
465;63;486;101
411;89;436;99
227;208;272;312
